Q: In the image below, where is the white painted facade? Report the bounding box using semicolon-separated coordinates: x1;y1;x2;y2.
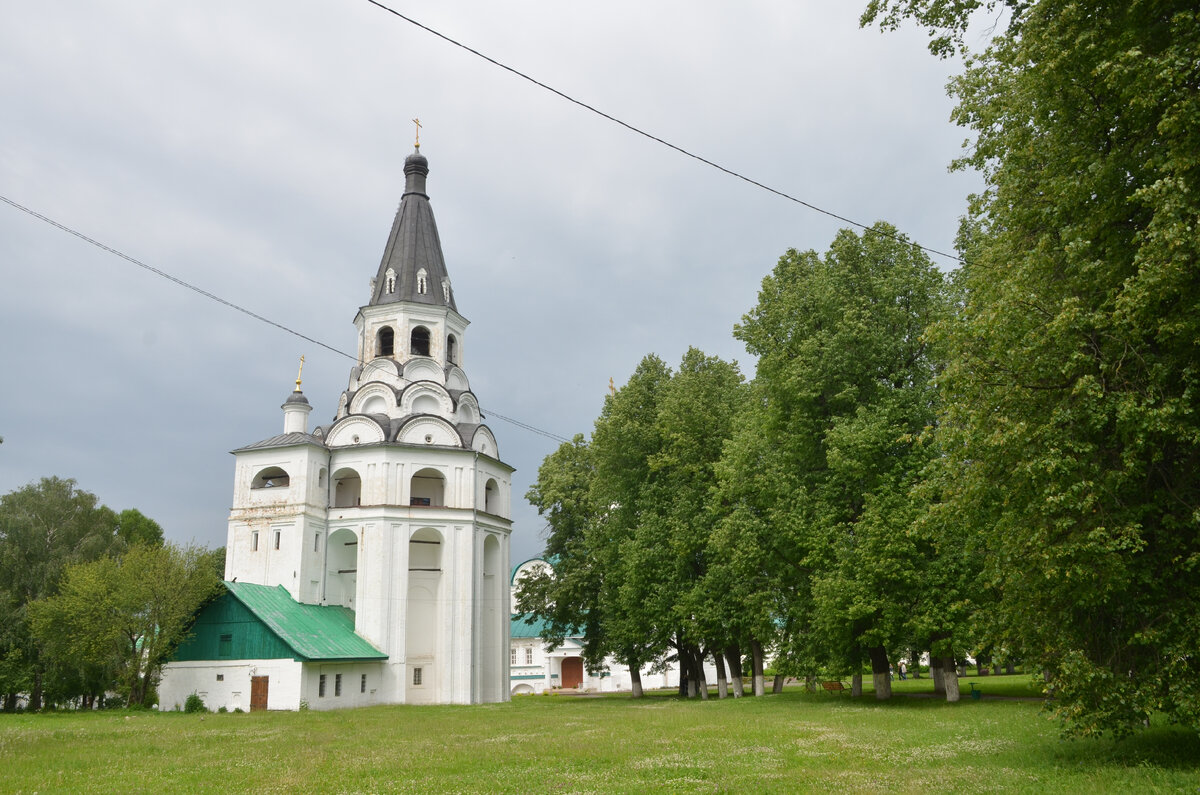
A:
161;148;512;711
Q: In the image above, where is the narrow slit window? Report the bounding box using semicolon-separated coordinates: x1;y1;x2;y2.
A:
412;667;423;686
319;674;327;697
335;673;342;697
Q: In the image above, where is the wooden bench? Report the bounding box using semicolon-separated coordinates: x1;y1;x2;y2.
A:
821;681;847;694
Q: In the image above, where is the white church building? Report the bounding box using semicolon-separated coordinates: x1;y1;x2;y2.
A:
160;146;513;711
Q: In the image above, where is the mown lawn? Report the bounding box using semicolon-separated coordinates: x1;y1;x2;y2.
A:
2;676;1197;793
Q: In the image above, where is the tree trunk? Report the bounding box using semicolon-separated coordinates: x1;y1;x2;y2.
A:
931;659;945;694
942;656;960;702
725;646;744;698
692;647;710;700
629;665;644;698
30;672;42;712
772;673;785;694
750;639;766;696
851;672;863;697
1006;660;1015;675
714;650;729;699
868;646;892;700
3;692;16;712
910;648;922;678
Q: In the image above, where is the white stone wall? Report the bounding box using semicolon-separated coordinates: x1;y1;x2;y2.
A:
304;661;388;711
159;659;305;712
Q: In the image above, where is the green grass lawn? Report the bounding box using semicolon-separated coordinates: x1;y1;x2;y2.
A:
2;676;1197;794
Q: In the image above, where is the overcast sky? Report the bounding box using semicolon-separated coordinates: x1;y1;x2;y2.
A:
1;1;982;563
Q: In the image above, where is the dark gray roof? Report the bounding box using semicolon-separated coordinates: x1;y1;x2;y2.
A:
233;432;327;453
369;149;457;311
282;390;310;406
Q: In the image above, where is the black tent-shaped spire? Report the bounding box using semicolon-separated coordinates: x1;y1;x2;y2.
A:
369;148;456;311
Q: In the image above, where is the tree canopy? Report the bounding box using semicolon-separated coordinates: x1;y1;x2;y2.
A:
0;478;220;710
866;0;1200;736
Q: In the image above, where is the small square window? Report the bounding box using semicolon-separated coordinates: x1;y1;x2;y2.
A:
412;667;423;686
319;674;326;697
361;674;367;694
218;634;232;658
335;673;342;697
216;674;224;682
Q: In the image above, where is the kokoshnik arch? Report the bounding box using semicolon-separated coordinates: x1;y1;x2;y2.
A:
160;147;514;711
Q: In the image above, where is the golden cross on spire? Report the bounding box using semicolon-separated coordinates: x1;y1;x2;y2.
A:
295;355;305;391
412;117;422;149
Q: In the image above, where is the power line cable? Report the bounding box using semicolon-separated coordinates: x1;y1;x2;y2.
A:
0;194;572;445
362;0;965;265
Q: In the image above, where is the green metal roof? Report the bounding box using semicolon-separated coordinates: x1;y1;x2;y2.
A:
510;612;581;640
225;581;387;662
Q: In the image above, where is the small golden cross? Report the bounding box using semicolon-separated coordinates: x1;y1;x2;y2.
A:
412;117;422;148
295;355;305;390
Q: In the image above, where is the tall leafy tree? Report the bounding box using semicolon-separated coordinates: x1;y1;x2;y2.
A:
586;354;677;694
733;223;948;699
519;435;606;667
115;509;164;547
865;0;1200;734
0;477;121;709
29;543;221;708
522;350;745;697
634;348;746;698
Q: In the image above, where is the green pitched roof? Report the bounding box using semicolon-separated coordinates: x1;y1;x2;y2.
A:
511;612;581;640
226;581;387;662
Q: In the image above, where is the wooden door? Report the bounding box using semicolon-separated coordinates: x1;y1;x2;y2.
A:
561;657;583;689
250;676;269;711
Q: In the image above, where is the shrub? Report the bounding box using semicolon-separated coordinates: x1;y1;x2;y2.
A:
183;693;207;714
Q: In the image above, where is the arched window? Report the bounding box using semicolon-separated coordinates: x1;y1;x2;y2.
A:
251;466;290;489
410;326;431;357
332;468;362;508
326;528;358;608
416;268;428;295
446;334;458;365
484;478;499;514
384;267;397;294
410;467;445;507
377;326;394;357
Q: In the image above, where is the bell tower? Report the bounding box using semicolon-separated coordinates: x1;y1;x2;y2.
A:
224;144;513;705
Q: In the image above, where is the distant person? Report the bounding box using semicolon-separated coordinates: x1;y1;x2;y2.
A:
899;661;908;681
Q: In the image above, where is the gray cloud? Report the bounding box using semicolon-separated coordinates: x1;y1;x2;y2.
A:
0;1;979;562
